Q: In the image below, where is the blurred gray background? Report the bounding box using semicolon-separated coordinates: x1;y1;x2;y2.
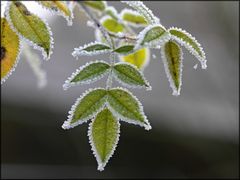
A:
1;1;239;178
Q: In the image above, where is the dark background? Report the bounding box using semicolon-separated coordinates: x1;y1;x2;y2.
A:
1;1;239;178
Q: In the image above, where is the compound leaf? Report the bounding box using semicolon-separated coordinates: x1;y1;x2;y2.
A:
89;108;120;171
62;88;107;129
1;18;21;84
107;88;151;130
6;1;53;60
63;61;110;90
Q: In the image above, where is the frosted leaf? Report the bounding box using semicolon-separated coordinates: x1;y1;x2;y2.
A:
23;43;47;88
119;47;150;71
1;17;22;84
62;88;107;130
82;1;107;12
106;87;151;130
88;108;120;171
72;41;111;57
63;60;110;90
100;15;125;34
169;27;207;69
135;24;170;50
114;45;134;55
37;1;74;26
5;2;54;61
161;40;183;96
120;8;148;28
113;62;151;90
121;1;160;25
105;6;119;20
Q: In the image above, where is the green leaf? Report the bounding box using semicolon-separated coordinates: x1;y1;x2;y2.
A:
161;40;183;96
107;88;151;130
114;45;134;55
169;27;207;69
82;1;106;11
38;1;73;25
1;17;21;84
121;9;148;27
89;108;120;171
62;88;107;129
101;16;125;34
113;63;151;90
136;24;170;49
63;61;110;90
119;48;150;70
72;42;111;57
6;2;53;60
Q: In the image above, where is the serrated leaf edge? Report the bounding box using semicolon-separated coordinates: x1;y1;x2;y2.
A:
62;88;107;130
88;111;120;171
106;87;151;130
36;1;74;26
135;24;171;50
112;62;152;90
161;41;183;96
168;27;207;69
63;60;110;90
72;41;111;58
5;2;54;61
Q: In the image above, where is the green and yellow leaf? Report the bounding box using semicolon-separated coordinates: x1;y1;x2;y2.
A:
62;88;107;129
107;88;151;130
119;48;150;70
1;18;21;84
101;16;125;34
82;1;107;12
121;9;148;27
6;1;53;60
161;40;183;96
113;62;151;89
63;61;110;90
169;27;207;69
38;1;73;26
89;108;120;171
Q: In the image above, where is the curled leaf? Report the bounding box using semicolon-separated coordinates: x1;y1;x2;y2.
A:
63;61;110;90
119;48;150;70
107;88;151;130
120;8;148;27
161;40;183;96
72;41;111;58
101;16;125;34
136;24;170;49
88;108;120;171
6;1;53;60
38;1;73;26
113;62;151;90
62;88;107;129
82;1;107;12
169;27;207;69
1;17;21;84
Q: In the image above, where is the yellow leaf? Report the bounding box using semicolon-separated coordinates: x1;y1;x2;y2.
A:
1;18;21;84
38;1;73;25
119;48;150;70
